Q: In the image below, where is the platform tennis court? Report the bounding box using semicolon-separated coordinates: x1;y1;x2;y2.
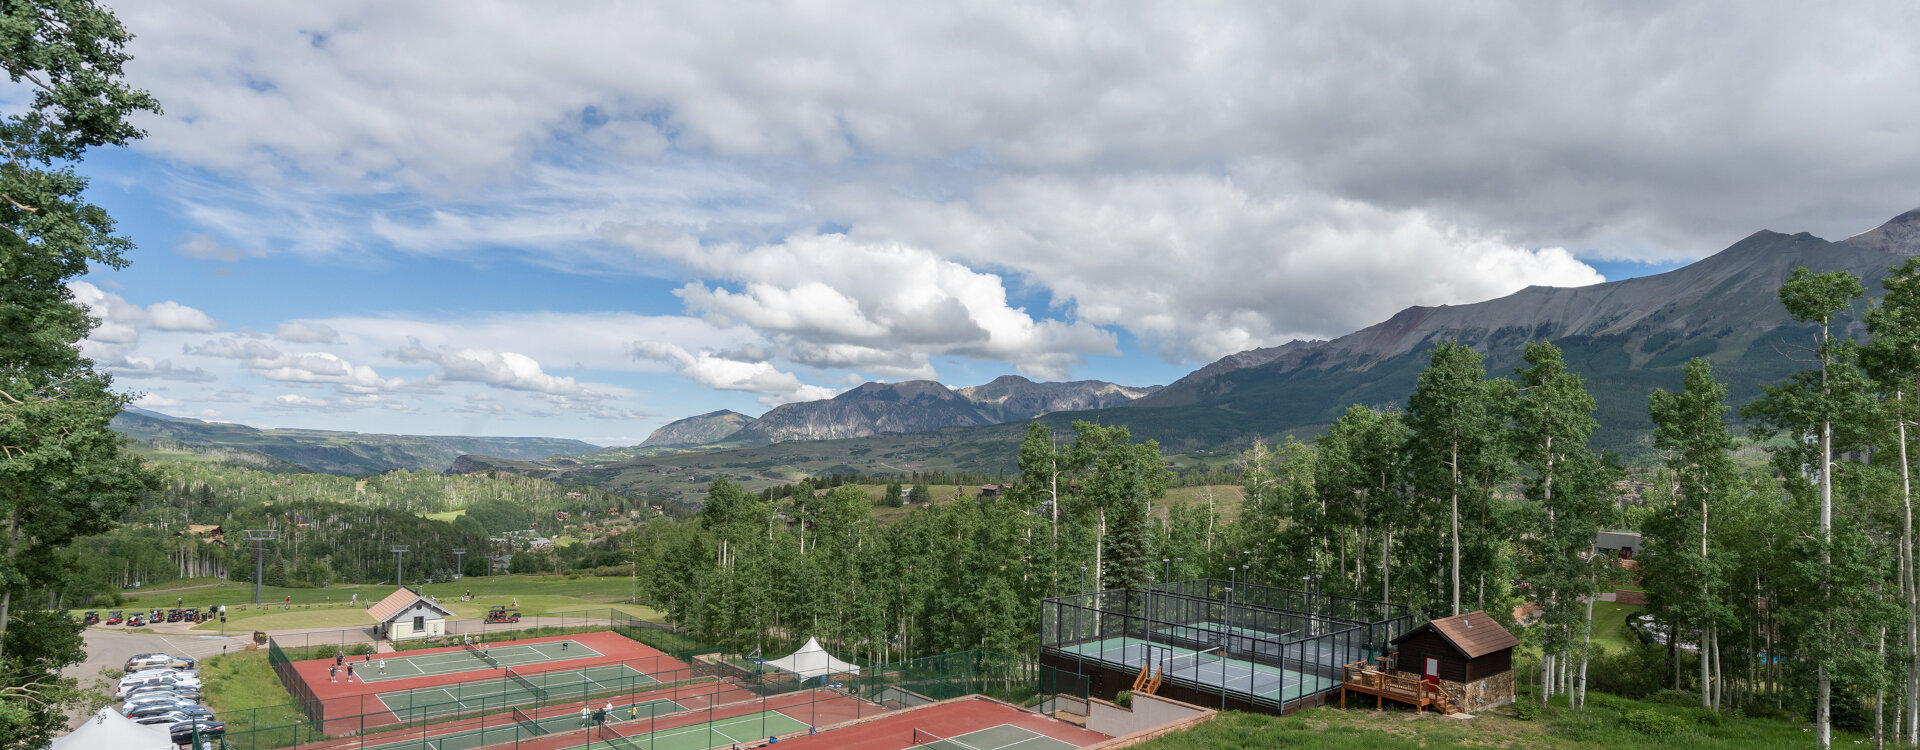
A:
377;664;656;719
594;709;811;750
355;639;604;683
356;698;684;750
907;724;1079;750
1060;636;1335;701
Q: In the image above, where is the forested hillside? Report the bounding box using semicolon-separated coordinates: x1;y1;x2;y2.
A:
629;259;1920;744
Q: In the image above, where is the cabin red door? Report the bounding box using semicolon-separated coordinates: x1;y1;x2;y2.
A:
1423;657;1441;687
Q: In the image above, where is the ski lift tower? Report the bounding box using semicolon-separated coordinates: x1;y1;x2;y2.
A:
451;548;467;580
243;530;276;604
392;546;410;586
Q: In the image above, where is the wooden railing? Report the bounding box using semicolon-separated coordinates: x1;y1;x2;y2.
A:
1340;655;1456;713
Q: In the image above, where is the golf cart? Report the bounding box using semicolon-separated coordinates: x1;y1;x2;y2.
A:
484;606;521;624
82;611;100;625
166;609;183;623
127;613;146;627
106;610;123;625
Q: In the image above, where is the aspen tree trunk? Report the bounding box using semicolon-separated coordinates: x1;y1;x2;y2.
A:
1879;626;1888;750
1580;579;1595;710
1451;444;1461;616
1900;390;1918;747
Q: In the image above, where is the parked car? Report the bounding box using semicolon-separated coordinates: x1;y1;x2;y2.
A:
118;671;200;689
126;703;198;720
169;720;226;746
119;681;199;701
119;671;197;686
120;690;197;708
121;695;197;713
131;711;193;726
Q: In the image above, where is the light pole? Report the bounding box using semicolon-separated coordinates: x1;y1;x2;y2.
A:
392;546;410;587
243;530;276;605
452;548;467;580
1080;566;1087;596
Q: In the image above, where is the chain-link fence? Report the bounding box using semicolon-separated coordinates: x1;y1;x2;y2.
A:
235;614;1051;750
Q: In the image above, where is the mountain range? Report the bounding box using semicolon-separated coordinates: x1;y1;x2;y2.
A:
110;408;600;475
122;207;1920;490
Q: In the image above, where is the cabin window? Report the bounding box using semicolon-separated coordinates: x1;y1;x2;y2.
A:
413;615;425;631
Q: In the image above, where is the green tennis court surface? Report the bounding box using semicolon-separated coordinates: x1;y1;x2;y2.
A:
378;664;657;719
594;709;810;750
353;640;605;683
1060;636;1336;701
355;698;684;750
908;724;1078;750
1152;623;1294;643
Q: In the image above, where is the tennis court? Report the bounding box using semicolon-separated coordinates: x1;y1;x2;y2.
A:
1058;636;1336;701
908;724;1078;750
594;709;811;750
353;639;605;684
355;698;684;750
377;664;657;719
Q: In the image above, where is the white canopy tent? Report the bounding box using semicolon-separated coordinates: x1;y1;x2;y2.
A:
51;707;174;750
762;637;861;680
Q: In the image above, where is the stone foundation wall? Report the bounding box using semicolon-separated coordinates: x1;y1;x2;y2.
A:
1443;670;1516;712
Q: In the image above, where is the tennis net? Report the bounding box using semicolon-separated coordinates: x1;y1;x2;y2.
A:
597;723;643;750
510;705;544;736
913;728;983;750
464;639;483;658
1163;647;1223;675
505;666;548;699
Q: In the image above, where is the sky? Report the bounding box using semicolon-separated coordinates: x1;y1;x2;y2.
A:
60;1;1920;445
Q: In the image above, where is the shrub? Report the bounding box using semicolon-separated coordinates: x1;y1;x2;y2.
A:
313;645;339;660
1588;643;1668;699
1688;708;1724;726
1114;690;1132;708
1647;688;1701;707
349;643;375;656
1620;709;1686;736
1512;700;1539;721
1586;692;1630;711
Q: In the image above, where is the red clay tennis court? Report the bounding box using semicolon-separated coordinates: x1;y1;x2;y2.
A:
767;697;1110;750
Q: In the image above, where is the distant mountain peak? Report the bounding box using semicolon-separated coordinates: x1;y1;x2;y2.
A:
1844;206;1920;255
637;409;751;447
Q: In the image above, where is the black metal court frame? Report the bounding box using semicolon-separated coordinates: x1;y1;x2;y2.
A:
1038;580;1414;716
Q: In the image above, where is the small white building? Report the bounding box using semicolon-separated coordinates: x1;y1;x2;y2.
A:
367;586;455;641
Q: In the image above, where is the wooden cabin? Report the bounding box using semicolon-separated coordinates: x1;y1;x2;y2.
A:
1388;611;1518;712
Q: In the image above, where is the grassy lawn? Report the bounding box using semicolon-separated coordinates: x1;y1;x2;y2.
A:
198;648;321;745
92;574;666;629
1129;691;1859;749
423;510;465;523
1589;601;1643;652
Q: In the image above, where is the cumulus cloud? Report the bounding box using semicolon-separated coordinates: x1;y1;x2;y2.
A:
103;355;218;383
391;340;602;399
189;336;408;393
70;281;222;338
134;393;182;409
115;2;1920;258
611;229;1117;378
635;341;839;405
275;321;342;343
273;394;326;408
829;176;1606;361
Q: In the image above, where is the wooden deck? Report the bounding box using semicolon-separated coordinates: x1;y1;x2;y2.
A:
1339;657;1458;714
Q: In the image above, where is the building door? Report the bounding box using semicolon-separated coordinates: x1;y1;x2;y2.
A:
1423;657;1441;688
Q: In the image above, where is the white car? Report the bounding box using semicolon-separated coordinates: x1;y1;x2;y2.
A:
132;710;193;726
122;692;197;709
117;680;200;700
119;669;198;688
117;675;199;698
